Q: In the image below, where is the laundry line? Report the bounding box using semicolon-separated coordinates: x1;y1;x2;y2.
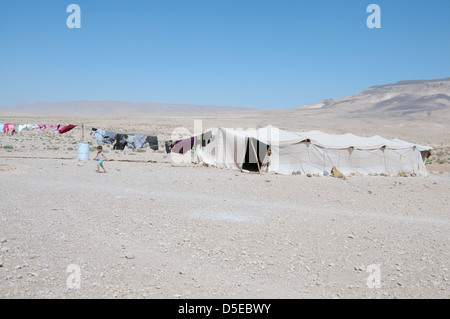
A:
0;123;77;135
90;127;159;151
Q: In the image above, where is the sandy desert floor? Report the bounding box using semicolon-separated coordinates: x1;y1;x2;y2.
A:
0;112;449;299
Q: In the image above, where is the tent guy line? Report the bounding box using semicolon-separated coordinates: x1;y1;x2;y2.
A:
256;139;373;194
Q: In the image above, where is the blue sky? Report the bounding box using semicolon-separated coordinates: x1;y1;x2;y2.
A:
0;0;449;109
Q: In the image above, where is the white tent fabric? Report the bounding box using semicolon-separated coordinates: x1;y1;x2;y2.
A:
196;126;432;177
296;130;417;150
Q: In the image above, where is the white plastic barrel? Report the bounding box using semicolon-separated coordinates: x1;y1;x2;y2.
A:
77;142;90;160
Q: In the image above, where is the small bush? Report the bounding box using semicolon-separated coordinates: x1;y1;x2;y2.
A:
3;145;13;149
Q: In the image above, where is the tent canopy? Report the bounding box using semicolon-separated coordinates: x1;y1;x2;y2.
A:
196;126;433;177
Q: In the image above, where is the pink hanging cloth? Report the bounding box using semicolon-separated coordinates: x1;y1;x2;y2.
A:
3;124;15;135
48;124;60;134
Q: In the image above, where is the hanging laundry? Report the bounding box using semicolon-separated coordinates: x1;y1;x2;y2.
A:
23;124;35;131
171;137;195;155
91;128;158;151
113;134;128;150
97;129;107;136
165;140;173;154
42;124;60;134
57;125;76;134
146;136;159;151
17;124;34;133
92;129;105;145
3;124;16;134
201;131;213;147
16;125;26;133
103;131;117;144
50;125;60;134
133;135;147;149
34;124;46;131
92;128;115;145
126;135;136;150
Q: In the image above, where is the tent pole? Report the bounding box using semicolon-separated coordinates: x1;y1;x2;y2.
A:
250;138;261;174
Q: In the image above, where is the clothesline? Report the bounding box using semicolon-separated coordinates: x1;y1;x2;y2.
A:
91;128;159;151
0;123;76;135
1;122;211;156
91;127;214;154
0;120;210;151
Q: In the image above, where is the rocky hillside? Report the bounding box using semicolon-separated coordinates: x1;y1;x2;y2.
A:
298;78;450;119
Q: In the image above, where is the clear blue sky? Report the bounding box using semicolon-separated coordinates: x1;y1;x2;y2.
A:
0;0;449;109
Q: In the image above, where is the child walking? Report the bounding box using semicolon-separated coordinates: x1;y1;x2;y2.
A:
94;145;108;173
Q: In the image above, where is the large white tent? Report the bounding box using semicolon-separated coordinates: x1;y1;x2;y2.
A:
195;125;432;177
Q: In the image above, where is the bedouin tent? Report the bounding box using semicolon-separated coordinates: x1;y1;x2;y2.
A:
195;125;433;177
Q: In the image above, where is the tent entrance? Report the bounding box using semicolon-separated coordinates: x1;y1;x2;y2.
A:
242;138;269;172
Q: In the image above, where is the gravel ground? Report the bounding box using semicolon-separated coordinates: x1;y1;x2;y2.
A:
0;154;448;299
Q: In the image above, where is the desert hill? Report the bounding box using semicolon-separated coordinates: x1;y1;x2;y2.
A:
297;77;450;119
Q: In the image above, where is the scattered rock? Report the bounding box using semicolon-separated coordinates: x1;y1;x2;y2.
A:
356;264;366;271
